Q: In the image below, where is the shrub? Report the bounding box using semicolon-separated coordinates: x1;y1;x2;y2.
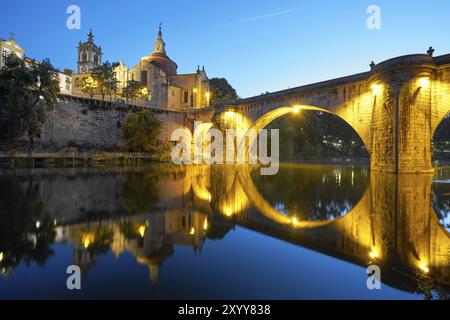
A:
122;110;162;153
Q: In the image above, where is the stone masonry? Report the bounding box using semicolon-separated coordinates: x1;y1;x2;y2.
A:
37;99;188;151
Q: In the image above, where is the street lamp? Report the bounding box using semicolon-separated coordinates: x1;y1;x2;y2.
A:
292;105;302;113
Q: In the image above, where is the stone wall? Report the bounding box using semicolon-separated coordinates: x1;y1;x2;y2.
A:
37;100;189;151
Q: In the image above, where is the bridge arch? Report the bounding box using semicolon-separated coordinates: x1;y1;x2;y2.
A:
244;103;371;155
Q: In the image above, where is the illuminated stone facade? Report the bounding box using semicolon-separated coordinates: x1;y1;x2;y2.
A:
114;26;210;111
72;27;210;111
0;34;24;67
77;29;102;74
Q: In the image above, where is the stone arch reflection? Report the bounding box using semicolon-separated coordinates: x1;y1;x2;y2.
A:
233;164;369;228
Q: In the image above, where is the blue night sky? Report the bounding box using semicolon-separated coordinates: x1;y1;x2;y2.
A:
2;0;450;97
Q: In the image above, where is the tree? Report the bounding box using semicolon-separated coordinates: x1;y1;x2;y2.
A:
209;78;238;104
81;76;98;98
122;110;162;152
137;86;151;103
0;177;56;273
91;61;118;101
0;55;59;149
122;80;148;105
269;111;368;160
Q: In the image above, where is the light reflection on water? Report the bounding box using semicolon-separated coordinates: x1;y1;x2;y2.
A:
0;163;448;300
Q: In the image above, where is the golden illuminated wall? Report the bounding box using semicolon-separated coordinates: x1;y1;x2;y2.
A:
397;75;433;173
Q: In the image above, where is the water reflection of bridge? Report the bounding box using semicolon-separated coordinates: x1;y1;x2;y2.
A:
0;165;449;296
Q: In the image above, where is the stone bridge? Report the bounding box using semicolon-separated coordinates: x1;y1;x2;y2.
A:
210;52;450;173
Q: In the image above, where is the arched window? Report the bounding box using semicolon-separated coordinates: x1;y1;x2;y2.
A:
75;78;80;88
82;52;88;62
141;70;148;85
94;55;98;65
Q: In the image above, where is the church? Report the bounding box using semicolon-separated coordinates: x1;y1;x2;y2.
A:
72;26;211;111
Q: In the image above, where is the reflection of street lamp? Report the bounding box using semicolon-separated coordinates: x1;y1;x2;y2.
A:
419;260;430;273
138;225;146;238
82;233;95;249
369;248;379;259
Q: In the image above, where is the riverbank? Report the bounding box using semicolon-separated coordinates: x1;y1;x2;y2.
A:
0;151;169;168
0;152;371;169
284;158;370;165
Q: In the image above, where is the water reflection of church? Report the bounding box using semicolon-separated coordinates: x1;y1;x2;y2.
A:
55;209;208;284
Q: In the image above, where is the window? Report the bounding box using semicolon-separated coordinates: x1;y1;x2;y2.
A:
94;55;98;65
183;91;188;104
1;48;9;66
75;78;79;87
140;70;148;85
82;52;87;62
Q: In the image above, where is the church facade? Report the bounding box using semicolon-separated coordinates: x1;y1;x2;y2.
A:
72;27;211;111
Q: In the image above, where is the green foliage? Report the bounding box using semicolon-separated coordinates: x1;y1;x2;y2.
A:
122;110;162;152
90;61;119;101
120;172;160;216
0;177;56;272
80;76;98;97
433;116;450;158
269;111;368;160
122;80;149;105
0;55;59;148
209;78;238;104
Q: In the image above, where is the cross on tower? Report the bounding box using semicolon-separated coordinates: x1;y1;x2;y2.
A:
158;22;163;36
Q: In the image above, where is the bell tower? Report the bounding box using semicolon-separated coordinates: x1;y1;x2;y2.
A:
153;23;166;54
77;29;102;74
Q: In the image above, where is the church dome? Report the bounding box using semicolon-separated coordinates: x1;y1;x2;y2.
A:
142;52;178;76
141;25;178;76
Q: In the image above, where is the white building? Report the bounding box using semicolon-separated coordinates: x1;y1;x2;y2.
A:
0;34;25;68
57;72;72;95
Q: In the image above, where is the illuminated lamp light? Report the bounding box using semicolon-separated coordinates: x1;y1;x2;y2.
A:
418;77;430;89
371;84;382;95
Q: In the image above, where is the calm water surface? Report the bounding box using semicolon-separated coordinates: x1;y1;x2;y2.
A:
0;163;448;299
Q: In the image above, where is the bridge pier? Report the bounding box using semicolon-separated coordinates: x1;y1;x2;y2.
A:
369;55;435;173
